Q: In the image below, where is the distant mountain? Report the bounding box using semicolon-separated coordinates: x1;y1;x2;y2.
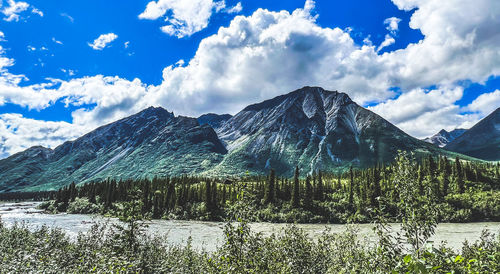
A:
0;87;476;192
424;129;467;147
197;113;232;129
445;108;500;161
0;107;226;192
210;87;455;176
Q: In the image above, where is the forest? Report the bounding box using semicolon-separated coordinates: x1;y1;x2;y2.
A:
38;152;500;223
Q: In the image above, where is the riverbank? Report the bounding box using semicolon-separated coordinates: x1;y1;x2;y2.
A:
1;201;499;252
1;201;499;273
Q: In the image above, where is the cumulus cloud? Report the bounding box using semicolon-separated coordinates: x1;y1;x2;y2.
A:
383;0;500;90
377;34;395;52
139;0;242;38
467;89;500;116
0;114;83;158
31;7;42;17
145;2;392;115
0;75;150;156
384;17;401;35
226;2;242;14
368;86;482;138
1;0;42;21
88;33;118;50
2;0;28;21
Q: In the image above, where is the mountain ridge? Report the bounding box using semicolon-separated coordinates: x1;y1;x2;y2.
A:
424;128;467;147
445;108;500;161
0;87;485;192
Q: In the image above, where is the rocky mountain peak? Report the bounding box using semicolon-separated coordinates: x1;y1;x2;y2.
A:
424;128;467;147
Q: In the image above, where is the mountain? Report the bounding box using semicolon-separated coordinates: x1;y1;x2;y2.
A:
197;113;232;129
0;87;474;192
445;108;500;161
209;87;454;176
0;107;226;192
424;129;467;147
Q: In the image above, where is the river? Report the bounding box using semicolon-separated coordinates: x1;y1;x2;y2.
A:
1;202;498;251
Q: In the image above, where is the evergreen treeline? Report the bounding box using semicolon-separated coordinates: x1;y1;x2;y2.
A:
0;191;54;201
41;154;500;223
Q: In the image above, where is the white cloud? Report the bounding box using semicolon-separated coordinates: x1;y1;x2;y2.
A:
368;86;481;138
0;113;83;158
377;34;395;52
384;17;401;35
142;1;391;115
1;0;42;21
2;0;29;21
31;7;42;17
226;2;242;14
467;89;500;116
52;37;63;45
139;0;242;38
88;33;118;50
60;12;74;23
124;41;130;48
383;0;500;90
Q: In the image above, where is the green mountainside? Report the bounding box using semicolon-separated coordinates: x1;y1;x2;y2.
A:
445;107;500;161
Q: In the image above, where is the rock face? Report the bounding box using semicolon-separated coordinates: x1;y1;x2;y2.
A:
445;108;500;161
424;129;467;147
0;87;471;192
197;113;232;129
0;107;227;192
211;87;445;176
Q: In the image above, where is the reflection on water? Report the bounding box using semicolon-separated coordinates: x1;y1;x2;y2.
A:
1;202;498;251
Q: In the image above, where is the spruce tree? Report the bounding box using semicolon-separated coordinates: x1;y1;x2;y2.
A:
455;157;464;193
442;156;451;196
291;166;300;208
349;166;354;207
371;166;381;206
205;180;212;211
264;169;276;204
304;176;313;210
314;170;324;201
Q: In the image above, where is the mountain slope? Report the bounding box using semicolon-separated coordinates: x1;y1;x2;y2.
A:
197;113;232;129
445;108;500;161
0;107;227;192
424;129;467;147
210;87;452;176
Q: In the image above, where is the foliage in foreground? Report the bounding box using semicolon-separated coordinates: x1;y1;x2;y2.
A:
0;214;499;273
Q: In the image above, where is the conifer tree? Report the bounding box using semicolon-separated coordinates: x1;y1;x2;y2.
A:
441;156;451;196
349;166;354;207
304;176;313;210
264;169;276;204
371;166;381;206
205;180;212;211
291;166;300;208
455;157;464;193
314;170;324;201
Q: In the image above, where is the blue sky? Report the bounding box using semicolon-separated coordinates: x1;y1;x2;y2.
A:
0;0;499;157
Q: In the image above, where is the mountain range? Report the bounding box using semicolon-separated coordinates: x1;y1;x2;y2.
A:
424;129;467;147
0;87;493;192
445;107;500;161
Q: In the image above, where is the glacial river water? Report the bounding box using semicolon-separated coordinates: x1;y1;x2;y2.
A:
1;202;498;251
